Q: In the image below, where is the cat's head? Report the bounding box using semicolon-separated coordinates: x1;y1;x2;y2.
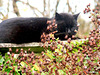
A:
55;12;80;37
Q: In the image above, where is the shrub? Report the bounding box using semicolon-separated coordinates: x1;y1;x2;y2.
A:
0;3;100;75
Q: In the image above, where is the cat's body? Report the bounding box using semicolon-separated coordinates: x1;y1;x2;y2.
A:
0;12;79;44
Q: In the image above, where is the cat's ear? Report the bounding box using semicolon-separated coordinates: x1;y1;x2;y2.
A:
73;13;80;20
55;12;62;20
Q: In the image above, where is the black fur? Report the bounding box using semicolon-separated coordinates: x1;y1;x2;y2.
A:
54;12;80;40
0;12;79;44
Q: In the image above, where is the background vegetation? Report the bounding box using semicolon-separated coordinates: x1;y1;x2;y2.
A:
0;0;100;75
0;0;100;38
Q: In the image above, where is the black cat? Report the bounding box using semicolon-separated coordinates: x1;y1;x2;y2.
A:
54;12;80;40
0;12;79;44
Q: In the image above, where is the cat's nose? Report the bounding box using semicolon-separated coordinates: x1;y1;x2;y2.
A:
68;29;71;34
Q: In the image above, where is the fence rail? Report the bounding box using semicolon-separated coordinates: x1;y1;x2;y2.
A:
0;39;86;48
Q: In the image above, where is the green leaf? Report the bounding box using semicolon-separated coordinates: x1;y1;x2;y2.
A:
72;51;75;53
50;39;53;42
57;44;62;49
94;59;98;63
46;50;54;59
56;55;63;63
78;47;83;50
4;67;20;75
56;38;59;41
22;73;26;75
58;70;65;74
85;56;90;60
32;64;40;71
73;48;78;52
4;53;10;60
20;62;27;67
0;55;4;65
98;45;100;47
41;72;46;75
75;40;83;46
15;66;20;75
73;74;78;75
93;50;97;52
77;57;80;62
5;68;12;72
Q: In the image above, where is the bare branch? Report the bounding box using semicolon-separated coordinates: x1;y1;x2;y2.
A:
0;12;4;17
43;0;46;16
19;0;43;16
66;0;72;13
0;0;3;6
47;0;50;17
94;0;100;10
1;0;9;20
55;0;60;13
33;11;39;17
53;0;60;16
13;0;20;16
